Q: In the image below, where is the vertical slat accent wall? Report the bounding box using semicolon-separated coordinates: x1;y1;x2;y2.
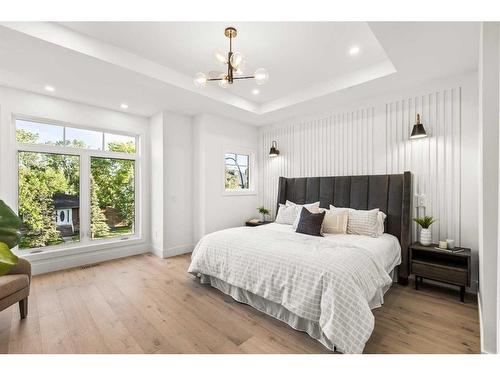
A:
261;86;461;244
262;107;375;218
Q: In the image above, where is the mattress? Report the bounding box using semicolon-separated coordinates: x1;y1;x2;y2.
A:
188;223;401;353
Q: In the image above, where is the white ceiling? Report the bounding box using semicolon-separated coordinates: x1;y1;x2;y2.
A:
58;22;392;104
0;22;479;125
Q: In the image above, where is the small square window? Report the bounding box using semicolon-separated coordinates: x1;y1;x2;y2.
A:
225;152;250;190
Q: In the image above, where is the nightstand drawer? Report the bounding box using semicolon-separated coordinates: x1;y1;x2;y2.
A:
412;260;468;285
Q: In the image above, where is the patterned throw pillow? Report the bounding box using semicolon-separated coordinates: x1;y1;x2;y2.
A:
295;207;326;237
346;208;380;236
275;204;298;225
322;208;349;234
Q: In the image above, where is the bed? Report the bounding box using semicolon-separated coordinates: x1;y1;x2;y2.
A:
188;172;412;353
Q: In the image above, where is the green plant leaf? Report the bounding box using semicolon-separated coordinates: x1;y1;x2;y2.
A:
257;206;270;215
0;200;21;249
0;241;18;276
413;216;437;229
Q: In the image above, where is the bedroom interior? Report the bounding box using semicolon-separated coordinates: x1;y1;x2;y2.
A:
1;1;500;372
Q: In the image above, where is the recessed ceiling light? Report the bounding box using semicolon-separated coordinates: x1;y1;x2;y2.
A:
44;85;55;92
252;89;260;95
349;46;360;55
120;103;129;109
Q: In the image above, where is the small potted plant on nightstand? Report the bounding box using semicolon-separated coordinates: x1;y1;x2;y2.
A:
413;216;436;246
257;206;270;223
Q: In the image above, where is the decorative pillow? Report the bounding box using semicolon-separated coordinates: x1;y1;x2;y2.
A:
285;200;320;211
288;201;320;229
346;208;380;237
322;208;349;234
295;207;326;237
376;211;387;236
275;204;298;225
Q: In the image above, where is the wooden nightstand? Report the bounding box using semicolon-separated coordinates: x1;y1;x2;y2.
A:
245;220;272;227
409;243;471;302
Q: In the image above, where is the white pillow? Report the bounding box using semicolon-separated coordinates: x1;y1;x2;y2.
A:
275;204;298;225
322;208;349;234
289;201;320;229
376;211;387;236
346;208;380;237
331;205;384;237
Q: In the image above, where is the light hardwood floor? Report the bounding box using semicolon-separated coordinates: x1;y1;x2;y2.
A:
0;253;480;354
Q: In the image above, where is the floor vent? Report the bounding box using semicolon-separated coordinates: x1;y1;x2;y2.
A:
81;263;100;269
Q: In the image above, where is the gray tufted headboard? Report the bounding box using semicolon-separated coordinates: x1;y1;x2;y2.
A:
276;171;412;284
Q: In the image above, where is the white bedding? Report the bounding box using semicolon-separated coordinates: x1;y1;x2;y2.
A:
188;223;401;353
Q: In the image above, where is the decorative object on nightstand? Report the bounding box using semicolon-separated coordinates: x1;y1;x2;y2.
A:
245;219;272;227
409;242;471;302
257;206;270;223
413;216;436;246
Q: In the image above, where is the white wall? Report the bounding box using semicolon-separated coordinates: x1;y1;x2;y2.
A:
193;113;259;242
478;22;499;354
259;71;480;291
150;112;165;254
149;111;194;258
0;85;151;274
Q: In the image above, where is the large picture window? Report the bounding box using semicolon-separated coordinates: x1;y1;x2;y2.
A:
15;118;139;250
90;157;135;239
18;152;80;248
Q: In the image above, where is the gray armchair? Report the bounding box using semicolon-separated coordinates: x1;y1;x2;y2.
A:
0;258;31;319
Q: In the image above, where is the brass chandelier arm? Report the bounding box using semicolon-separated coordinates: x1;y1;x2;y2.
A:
233;76;255;80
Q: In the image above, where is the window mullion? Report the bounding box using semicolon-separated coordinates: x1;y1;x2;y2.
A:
79;153;91;243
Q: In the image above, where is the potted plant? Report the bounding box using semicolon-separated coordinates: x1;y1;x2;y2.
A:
0;200;21;275
257;206;270;223
413;216;437;246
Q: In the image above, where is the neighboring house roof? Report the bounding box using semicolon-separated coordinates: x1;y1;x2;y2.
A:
53;193;79;209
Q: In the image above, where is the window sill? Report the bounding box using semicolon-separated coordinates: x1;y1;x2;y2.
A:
15;236;144;262
222;189;257;197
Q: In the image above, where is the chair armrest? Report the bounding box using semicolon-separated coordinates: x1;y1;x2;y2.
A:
7;258;32;282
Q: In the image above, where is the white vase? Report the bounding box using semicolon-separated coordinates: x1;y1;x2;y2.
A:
420;228;432;246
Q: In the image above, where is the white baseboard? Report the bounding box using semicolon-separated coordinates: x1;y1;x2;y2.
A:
164;244;193;258
150;244;164;258
28;243;149;275
149;243;193;259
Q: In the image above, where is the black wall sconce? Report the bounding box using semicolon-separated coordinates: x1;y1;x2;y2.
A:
269;141;280;157
410;113;427;139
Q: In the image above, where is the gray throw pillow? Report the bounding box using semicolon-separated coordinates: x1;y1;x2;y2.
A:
295;207;326;237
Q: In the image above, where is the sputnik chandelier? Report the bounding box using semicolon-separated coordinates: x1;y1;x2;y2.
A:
193;27;269;88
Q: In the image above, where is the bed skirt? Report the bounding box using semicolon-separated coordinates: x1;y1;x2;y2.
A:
197;267;398;353
198;273;338;351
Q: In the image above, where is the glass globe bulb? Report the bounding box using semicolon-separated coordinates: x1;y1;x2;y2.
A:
230;52;244;69
254;68;269;85
234;60;246;75
214;50;228;65
193;72;207;88
208;70;223;79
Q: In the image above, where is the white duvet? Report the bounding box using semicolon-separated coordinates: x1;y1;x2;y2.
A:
188;223;401;353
